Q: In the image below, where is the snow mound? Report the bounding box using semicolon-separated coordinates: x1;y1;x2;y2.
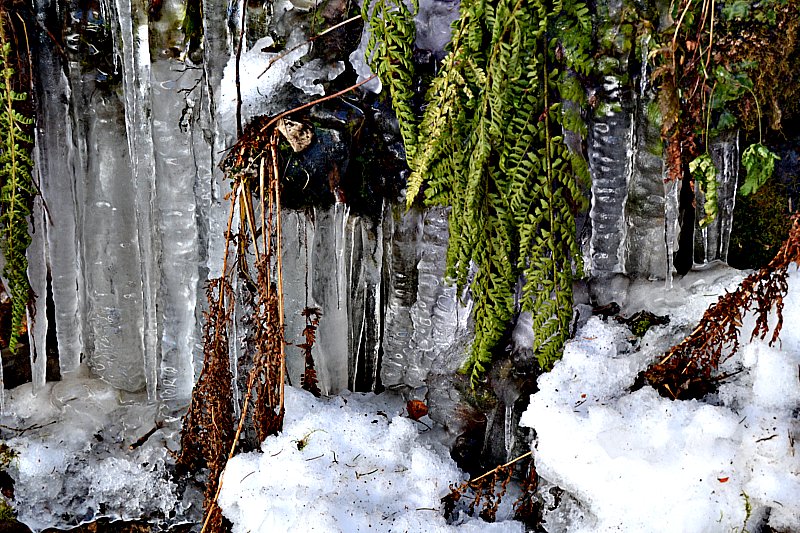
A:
218;387;522;532
522;269;800;532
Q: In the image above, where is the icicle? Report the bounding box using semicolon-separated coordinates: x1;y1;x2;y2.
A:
503;403;515;460
381;207;423;388
150;58;203;403
113;0;160;400
588;76;634;276
33;38;84;375
310;205;352;394
664;173;680;288
715;131;740;264
27;196;48;393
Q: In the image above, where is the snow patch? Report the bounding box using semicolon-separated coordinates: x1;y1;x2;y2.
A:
218;387;522;532
522;269;800;533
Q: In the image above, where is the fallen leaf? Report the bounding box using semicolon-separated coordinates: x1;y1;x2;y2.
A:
406;400;428;421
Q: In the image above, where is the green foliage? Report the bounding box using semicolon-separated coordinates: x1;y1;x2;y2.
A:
689;154;718;228
0;498;14;521
363;0;419;160
0;26;34;354
740;143;780;197
399;0;589;382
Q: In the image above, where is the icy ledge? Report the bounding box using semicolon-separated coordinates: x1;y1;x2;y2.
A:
218;386;522;532
522;267;800;533
1;373;188;531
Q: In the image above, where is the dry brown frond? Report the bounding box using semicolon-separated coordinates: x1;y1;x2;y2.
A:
644;215;800;400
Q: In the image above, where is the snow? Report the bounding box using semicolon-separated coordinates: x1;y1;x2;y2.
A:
521;267;800;533
218;387;522;532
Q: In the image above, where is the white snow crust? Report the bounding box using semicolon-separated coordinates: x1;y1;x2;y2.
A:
218;386;522;532
522;267;800;532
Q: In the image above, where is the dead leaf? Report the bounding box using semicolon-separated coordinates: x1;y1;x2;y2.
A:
406;400;428;421
277;118;313;153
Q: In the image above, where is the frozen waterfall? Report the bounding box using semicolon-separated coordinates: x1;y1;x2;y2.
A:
11;0;742;411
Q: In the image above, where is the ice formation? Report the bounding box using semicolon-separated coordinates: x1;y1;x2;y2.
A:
522;267;800;532
1;376;187;530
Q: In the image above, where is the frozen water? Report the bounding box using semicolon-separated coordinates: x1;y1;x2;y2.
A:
1;375;188;531
415;0;460;54
588;76;634;276
695;131;740;265
218;386;522;532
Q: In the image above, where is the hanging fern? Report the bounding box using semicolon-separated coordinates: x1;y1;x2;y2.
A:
0;21;34;353
399;0;590;382
363;0;419;160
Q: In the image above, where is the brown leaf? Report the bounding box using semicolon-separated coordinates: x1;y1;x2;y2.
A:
406;400;428;421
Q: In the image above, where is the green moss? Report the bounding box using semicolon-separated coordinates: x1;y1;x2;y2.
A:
0;499;14;521
729;179;794;269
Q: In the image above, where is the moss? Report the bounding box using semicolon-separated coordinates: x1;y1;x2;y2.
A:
0;498;14;521
729;179;793;269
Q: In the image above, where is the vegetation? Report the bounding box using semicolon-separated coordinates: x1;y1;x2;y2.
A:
0;14;34;354
364;0;800;382
179;126;289;533
373;0;592;383
644;215;800;400
654;0;795;200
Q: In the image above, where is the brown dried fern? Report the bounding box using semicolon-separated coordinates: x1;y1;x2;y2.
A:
176;197;238;531
299;307;322;397
442;451;535;524
645;215;800;400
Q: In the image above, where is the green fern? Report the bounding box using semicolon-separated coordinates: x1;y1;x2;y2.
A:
363;0;419;160
402;0;590;382
0;23;35;353
740;143;780;197
689;153;719;228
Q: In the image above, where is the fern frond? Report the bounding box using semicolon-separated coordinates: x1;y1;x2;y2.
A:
0;27;35;353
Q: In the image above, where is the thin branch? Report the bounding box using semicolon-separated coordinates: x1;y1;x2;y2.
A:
470;451;532;485
258;15;361;79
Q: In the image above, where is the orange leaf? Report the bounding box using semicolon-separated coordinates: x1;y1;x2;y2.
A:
406;400;428;421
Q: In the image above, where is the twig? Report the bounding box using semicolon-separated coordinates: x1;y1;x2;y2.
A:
258;75;377;136
128;420;164;450
257;15;361;79
470;451;532;485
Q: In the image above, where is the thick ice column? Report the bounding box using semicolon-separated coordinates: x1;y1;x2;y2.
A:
77;91;147;392
309;204;352;394
112;0;160;400
151;58;202;403
26;196;48;393
381;207;422;388
624;34;670;280
32;18;84;375
347;212;384;391
406;208;470;386
588;76;635;276
694;131;739;265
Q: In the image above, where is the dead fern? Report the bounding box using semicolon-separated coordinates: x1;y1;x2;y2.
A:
179;131;288;533
644;215;800;400
298;307;322;397
442;451;536;524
